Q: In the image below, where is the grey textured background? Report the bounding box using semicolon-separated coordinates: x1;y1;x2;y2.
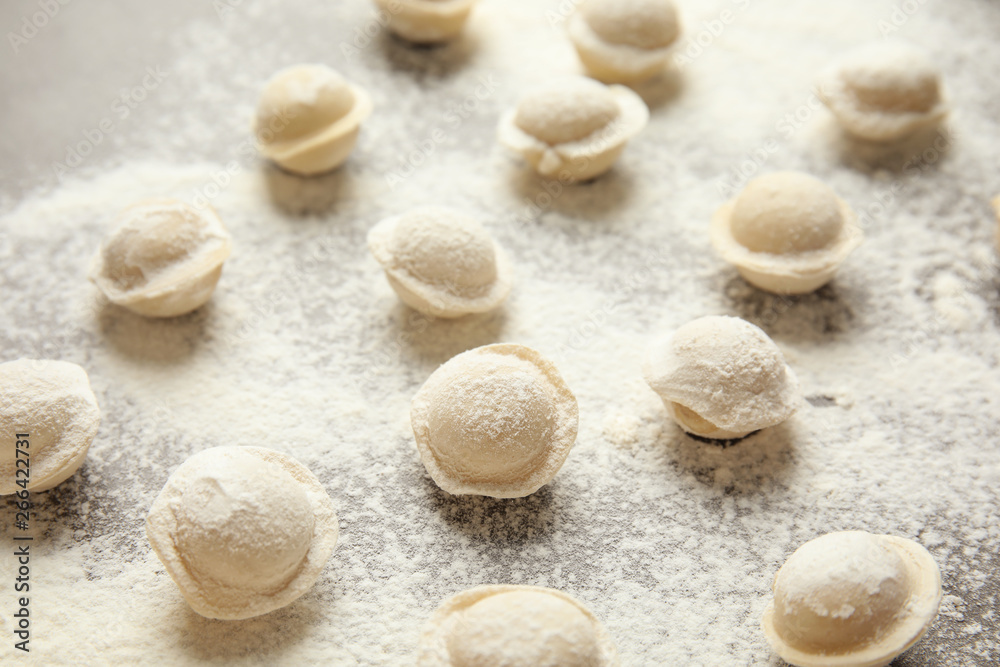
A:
1;1;999;665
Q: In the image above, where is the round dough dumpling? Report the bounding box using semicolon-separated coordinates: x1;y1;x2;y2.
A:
817;40;948;142
643;316;801;440
255;64;373;176
419;585;620;666
498;76;649;183
145;446;339;620
373;0;478;44
0;360;100;494
711;171;862;294
762;531;942;667
411;344;578;498
89;198;232;318
367;207;513;318
569;0;682;84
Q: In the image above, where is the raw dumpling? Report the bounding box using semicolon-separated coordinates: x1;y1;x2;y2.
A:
643;316;801;440
367;207;512;318
711;172;862;295
411;344;578;498
498;76;649;183
762;531;942;667
419;585;620;666
89;198;232;317
146;446;339;620
0;359;100;494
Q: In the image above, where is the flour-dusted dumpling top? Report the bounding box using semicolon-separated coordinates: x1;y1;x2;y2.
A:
498;76;649;183
419;585;620;666
818;40;948;142
762;531;942;667
569;0;682;83
146;446;338;620
0;360;100;495
89;198;232;318
367;207;513;318
711;172;862;295
643;316;801;440
411;344;578;498
255;63;373;176
373;0;478;44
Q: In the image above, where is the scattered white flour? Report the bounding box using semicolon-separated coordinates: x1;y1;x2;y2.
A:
0;0;998;665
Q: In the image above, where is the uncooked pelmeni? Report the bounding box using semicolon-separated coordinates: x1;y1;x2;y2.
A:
255;63;373;176
643;316;801;440
817;40;948;142
410;344;578;498
418;585;620;666
711;171;862;294
89;198;232;317
146;446;338;620
498;76;649;183
367;207;513;318
0;360;100;495
762;531;942;667
373;0;478;44
569;0;682;84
